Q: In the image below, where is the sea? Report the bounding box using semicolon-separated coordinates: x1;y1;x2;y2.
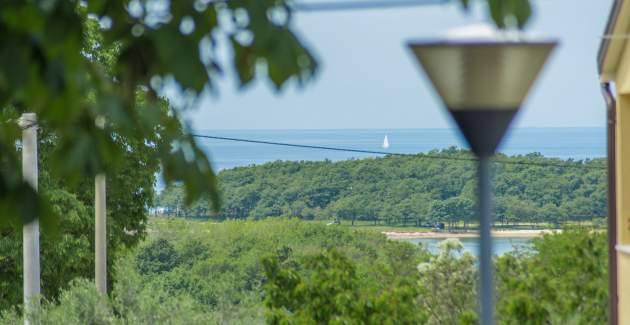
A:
194;127;606;171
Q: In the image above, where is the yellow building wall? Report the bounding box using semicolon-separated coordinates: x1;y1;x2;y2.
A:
615;65;630;324
616;95;630;246
619;253;630;324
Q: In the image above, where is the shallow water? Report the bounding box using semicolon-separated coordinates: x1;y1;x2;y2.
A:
400;237;533;256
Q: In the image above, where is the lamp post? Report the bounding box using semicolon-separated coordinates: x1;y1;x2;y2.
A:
408;38;556;324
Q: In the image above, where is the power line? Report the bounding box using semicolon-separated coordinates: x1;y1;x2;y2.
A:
291;0;447;12
192;133;420;157
191;133;607;170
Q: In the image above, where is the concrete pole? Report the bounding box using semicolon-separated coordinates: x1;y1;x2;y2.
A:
478;156;495;325
95;116;107;294
20;113;40;324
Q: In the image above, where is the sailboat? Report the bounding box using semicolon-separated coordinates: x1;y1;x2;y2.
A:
382;134;390;149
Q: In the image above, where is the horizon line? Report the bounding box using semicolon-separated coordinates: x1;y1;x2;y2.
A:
193;126;606;132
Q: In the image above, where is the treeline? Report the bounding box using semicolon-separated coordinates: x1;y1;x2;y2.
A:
156;148;607;228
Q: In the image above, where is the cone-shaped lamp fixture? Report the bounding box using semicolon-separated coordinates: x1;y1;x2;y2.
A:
408;39;556;156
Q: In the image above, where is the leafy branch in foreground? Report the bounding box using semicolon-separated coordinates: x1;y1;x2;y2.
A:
0;0;318;227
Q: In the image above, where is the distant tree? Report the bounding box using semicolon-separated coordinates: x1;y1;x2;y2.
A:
539;203;564;228
398;194;432;226
157;185;186;216
221;185;261;219
430;196;474;231
136;238;180;275
562;197;597;224
327;195;364;225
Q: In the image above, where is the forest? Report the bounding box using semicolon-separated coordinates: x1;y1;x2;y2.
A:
157;148;607;229
0;219;607;324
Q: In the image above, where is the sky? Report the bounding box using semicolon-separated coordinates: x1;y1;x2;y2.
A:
187;0;613;130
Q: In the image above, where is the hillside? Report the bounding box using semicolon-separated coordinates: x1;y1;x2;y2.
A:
157;148;607;228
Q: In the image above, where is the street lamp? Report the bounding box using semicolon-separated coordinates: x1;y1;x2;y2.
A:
408;37;556;324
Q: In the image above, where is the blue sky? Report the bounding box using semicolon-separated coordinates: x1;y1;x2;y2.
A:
188;0;613;130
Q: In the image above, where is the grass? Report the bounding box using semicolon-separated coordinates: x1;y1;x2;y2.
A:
153;214;605;234
324;220;432;233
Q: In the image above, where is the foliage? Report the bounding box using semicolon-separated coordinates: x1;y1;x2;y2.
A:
0;276;213;325
262;249;426;324
124;218;429;322
0;185;90;311
0;220;609;324
158;149;607;228
259;227;609;325
496;228;608;324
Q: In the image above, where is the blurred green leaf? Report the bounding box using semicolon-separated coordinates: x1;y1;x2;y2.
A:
0;0;319;228
488;0;533;30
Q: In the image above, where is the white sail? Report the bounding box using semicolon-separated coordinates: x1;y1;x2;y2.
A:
382;135;390;149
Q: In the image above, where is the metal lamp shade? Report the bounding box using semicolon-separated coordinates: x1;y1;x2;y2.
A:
408;40;556;156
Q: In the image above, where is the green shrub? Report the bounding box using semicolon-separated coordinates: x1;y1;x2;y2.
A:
416;238;477;324
136;238;180;275
497;228;608;324
0;279;112;325
262;249;427;324
0;276;213;324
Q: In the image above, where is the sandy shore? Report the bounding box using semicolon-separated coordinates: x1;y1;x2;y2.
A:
384;229;560;240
